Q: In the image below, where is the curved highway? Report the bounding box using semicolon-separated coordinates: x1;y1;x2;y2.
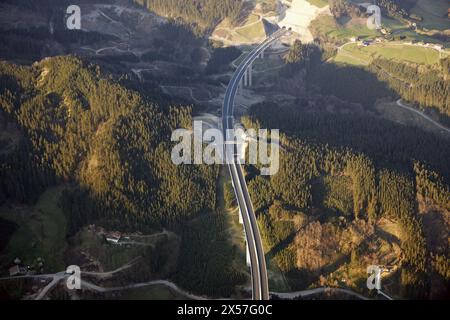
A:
222;28;286;300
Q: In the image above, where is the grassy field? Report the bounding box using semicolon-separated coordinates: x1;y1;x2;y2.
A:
244;13;260;25
333;48;370;66
311;15;379;42
306;0;328;8
410;0;450;30
213;6;267;44
75;229;139;270
235;21;266;40
72;226;175;272
311;10;446;45
334;42;446;66
0;186;68;272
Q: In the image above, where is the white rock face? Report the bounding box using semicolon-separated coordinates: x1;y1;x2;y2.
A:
278;0;330;43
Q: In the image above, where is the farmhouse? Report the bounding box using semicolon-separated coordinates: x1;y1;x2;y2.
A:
9;265;26;276
106;231;122;244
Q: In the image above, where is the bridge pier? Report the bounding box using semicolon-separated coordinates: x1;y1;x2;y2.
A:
241;47;267;89
248;67;252;87
242;63;253;88
258;49;265;59
244;68;249;87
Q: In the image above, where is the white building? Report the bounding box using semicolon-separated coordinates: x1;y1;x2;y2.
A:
106;232;122;244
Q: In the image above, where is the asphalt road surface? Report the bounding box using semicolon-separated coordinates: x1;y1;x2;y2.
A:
222;28;287;300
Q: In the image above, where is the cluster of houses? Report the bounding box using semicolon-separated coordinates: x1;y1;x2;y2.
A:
349;35;444;51
8;256;46;277
6;229;130;277
350;36;377;46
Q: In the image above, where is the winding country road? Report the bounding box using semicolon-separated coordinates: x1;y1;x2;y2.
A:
395;99;450;134
80;279;209;300
272;287;369;300
1;258;370;300
0;258;141;300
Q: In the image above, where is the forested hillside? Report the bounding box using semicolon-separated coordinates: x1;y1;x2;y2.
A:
134;0;243;33
283;41;450;124
327;0;419;21
0;56;217;231
368;57;450;124
242;100;450;298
